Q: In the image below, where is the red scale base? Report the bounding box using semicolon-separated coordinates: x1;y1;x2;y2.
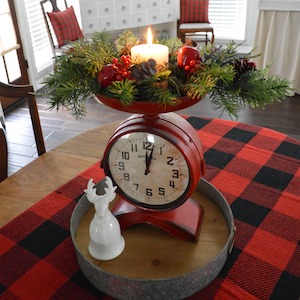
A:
100;95;206;242
112;198;204;242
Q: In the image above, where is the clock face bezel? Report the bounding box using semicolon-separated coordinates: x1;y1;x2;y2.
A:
103;128;194;211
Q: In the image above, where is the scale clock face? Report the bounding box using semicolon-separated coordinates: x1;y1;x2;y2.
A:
106;131;190;210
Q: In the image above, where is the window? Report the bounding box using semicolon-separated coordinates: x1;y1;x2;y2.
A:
14;0;80;89
0;0;21;82
23;0;53;74
209;0;248;41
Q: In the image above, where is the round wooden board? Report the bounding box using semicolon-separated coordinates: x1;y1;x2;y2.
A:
75;191;229;280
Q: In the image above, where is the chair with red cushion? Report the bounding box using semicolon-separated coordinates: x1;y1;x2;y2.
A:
178;0;214;46
40;0;83;57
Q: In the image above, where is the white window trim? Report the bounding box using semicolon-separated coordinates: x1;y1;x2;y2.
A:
243;0;259;52
14;0;53;90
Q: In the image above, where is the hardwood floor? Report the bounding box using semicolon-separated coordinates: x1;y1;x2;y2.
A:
4;93;300;177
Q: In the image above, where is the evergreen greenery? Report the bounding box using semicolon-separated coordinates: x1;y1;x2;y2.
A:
106;79;137;106
41;30;291;119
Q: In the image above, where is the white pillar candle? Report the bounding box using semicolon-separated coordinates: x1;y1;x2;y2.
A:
131;28;169;66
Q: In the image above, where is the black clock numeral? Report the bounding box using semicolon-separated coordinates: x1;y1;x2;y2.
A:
133;183;139;190
122;151;130;160
123;173;130;181
169;180;175;188
146;188;153;196
118;161;125;170
159;146;163;155
143;141;152;150
172;169;179;178
131;143;138;152
159;187;165;195
167;157;174;165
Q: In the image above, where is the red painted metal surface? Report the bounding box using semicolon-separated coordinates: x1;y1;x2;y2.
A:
112;197;204;242
97;94;202;115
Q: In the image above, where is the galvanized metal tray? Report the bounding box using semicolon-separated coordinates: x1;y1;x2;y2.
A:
70;178;235;300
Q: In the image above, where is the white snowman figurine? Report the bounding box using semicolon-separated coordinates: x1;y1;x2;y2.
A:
84;176;125;260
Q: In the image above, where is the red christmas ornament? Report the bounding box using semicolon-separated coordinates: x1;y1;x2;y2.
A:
177;46;201;73
98;64;118;87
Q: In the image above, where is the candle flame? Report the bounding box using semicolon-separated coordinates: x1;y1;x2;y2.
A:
147;28;153;46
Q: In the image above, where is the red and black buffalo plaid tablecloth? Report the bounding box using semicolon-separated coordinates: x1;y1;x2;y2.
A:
1;117;299;299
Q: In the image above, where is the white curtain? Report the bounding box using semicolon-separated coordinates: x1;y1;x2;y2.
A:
254;1;300;95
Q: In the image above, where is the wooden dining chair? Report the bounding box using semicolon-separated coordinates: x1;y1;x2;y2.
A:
178;0;214;45
0;121;7;182
40;0;83;57
0;82;46;157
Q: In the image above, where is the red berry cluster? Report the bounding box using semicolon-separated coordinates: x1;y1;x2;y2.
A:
184;59;202;73
98;55;132;87
111;55;132;81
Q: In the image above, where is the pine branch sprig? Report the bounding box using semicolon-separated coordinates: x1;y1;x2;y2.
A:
114;30;139;55
239;71;291;108
70;39;116;77
136;78;179;106
160;37;183;56
46;78;96;118
186;73;218;100
210;90;246;118
209;68;291;118
105;79;138;106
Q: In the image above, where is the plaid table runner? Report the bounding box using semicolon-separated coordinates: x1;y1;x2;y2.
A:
1;117;299;300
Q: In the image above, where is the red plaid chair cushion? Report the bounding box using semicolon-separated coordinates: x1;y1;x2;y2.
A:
180;0;210;24
47;6;83;48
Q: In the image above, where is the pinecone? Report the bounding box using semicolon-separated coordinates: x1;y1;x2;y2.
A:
130;59;157;79
234;59;256;76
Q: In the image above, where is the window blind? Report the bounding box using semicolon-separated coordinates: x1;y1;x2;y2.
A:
209;0;248;41
23;0;53;73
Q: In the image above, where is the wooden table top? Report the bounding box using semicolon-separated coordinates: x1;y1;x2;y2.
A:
0;121;120;228
1;115;299;299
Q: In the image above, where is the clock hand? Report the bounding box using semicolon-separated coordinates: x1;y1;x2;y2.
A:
145;149;150;175
145;150;149;170
144;146;154;175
